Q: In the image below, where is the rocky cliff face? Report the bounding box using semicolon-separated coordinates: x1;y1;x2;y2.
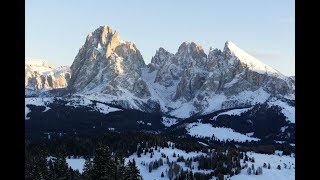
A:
68;26;150;99
25;60;70;91
145;40;294;116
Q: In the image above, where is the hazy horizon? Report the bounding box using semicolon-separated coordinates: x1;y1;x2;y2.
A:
26;0;294;76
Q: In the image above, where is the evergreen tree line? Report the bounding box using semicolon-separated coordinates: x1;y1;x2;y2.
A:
25;143;141;180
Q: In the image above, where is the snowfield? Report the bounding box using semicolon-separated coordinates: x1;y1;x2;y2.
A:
94;102;122;114
126;146;208;180
233;152;295;180
186;123;259;142
124;146;294;180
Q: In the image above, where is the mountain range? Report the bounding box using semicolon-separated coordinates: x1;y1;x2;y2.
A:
25;25;295;142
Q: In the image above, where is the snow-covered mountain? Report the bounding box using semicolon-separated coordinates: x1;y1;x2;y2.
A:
26;25;295;120
25;59;70;95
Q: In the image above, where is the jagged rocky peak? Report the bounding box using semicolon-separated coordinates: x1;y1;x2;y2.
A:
176;42;207;66
84;26;120;58
68;25;150;100
149;47;174;71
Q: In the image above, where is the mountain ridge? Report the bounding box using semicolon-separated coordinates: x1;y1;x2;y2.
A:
25;25;295;119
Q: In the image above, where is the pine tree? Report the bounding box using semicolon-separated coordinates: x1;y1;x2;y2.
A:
137;146;142;158
83;158;94;180
244;154;248;162
115;155;126;180
52;156;70;179
93;143;116;179
188;170;194;180
25;153;50;180
125;159;141;180
263;162;267;168
117;162;127;180
247;167;252;175
149;162;153;173
179;168;185;179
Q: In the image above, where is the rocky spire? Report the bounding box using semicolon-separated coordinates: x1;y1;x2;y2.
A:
68;25;149;99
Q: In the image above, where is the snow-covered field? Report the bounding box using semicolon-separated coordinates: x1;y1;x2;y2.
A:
186;123;259;142
126;145;208;180
125;146;294;180
233;152;295;180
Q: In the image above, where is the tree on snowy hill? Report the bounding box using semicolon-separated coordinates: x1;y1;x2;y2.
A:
168;165;174;179
137;146;142;158
247;167;252;175
187;170;194;180
173;162;181;176
257;166;263;175
148;162;153;173
263;162;267;168
125;159;141;180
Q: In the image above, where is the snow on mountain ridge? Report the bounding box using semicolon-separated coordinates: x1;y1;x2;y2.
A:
224;41;282;76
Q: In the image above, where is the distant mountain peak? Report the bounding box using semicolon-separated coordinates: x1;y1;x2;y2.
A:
223;40;281;75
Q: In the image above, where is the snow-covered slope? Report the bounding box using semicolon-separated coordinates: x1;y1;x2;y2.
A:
224;41;281;76
124;145;294;180
186;122;259;142
25;96;121;120
126;145;207;180
233;151;295;180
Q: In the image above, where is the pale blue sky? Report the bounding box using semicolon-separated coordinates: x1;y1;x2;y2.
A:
26;0;294;76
